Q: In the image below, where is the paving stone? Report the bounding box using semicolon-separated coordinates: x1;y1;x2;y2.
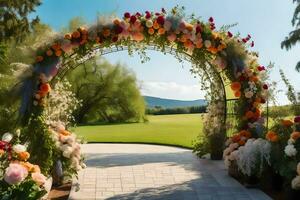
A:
68;144;271;200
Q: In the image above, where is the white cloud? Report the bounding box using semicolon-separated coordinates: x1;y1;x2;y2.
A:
140;81;206;100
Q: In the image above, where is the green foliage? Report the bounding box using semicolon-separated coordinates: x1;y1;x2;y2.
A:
0;179;46;200
67;58;146;124
193;133;210;157
281;0;300;71
21;109;58;175
0;0;41;43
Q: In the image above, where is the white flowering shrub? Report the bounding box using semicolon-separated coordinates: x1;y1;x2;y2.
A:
236;138;271;177
44;81;81;126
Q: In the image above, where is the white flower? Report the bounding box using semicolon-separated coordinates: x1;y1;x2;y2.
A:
288;138;295;145
284;144;297;157
81;163;87;169
13;144;26;153
204;40;211;48
245;91;254;98
145;20;153;28
297;162;300;175
2;132;13;142
62;147;73;158
15;129;21;137
291;176;300;190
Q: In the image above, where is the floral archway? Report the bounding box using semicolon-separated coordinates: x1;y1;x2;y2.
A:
1;7;270;198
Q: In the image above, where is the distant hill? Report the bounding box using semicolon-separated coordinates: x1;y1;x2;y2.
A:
144;96;207;108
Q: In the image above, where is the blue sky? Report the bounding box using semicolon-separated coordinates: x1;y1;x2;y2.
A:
32;0;300;103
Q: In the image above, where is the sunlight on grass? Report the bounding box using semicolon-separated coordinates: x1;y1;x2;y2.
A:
74;114;203;148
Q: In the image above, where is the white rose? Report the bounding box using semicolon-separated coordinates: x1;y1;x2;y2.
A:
2;132;13;142
15;129;21;137
204;40;211;48
76;164;82;171
284;144;297;157
63;147;73;158
291;176;300;190
13;144;26;153
145;20;153;28
245;91;254;98
288;138;295;145
81;163;87;169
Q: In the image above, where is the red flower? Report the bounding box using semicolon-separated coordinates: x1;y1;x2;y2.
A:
261;98;266;104
209;17;214;22
251;41;254;47
196;25;202;33
145;11;151;19
227;31;233;38
115;26;123;34
294;116;300;123
247;34;251;39
130;15;137;23
257;66;265;71
112;36;118;42
242;38;247;43
124;12;130;18
135;12;141;17
157;16;165;25
263;84;268;90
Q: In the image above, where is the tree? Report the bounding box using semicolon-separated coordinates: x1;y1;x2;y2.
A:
0;0;41;43
281;0;300;72
67;58;146;124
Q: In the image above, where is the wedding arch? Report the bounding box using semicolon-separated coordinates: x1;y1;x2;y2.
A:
18;7;268;174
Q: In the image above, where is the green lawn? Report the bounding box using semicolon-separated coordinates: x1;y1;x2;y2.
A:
74;113;203;149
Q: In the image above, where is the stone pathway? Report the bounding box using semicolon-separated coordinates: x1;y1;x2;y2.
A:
69;144;271;200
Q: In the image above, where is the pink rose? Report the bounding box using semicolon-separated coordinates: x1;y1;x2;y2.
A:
4;163;28;185
31;172;47;186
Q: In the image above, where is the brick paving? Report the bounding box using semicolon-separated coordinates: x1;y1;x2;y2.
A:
69;144;271;200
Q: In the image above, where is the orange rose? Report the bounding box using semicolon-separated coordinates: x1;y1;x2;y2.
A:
291;132;300;140
64;33;72;40
249;76;259;82
46;49;53;56
20;161;34;171
245;111;254;119
36;56;44;62
55;50;62;57
282;120;293;127
40;83;51;94
18;151;30;161
238;140;246;146
60;130;71;136
72;31;81;38
102;28;111;37
240;130;251;138
153;22;160;29
266;131;279;142
158;28;165;35
231;134;241;143
0;149;4;156
148;28;155;35
51;43;61;51
234;91;241;98
231;82;241;91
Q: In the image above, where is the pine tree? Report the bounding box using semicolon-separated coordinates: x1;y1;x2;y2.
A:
281;0;300;72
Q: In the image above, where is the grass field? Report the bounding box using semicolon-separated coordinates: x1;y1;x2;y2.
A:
74;114;203;149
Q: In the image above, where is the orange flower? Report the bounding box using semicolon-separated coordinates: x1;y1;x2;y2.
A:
64;33;72;40
148;28;155;35
231;134;241;143
72;31;81;38
36;56;44;62
0;149;4;156
18;151;30;161
291;132;300;140
158;28;165;35
238;140;246;146
20;161;34;171
32;165;41;173
282;120;293;127
40;83;51;94
249;76;259;82
230;82;241;91
208;47;218;54
196;41;203;48
266;131;279;142
60;130;71;136
153;22;160;29
55;50;62;57
46;49;53;56
51;43;61;51
185;23;194;31
234;91;241;98
245;111;254;119
240;130;251;138
102;28;111;37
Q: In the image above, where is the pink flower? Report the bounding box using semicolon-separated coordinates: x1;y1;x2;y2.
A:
31;172;47;186
4;163;28;185
167;33;177;42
